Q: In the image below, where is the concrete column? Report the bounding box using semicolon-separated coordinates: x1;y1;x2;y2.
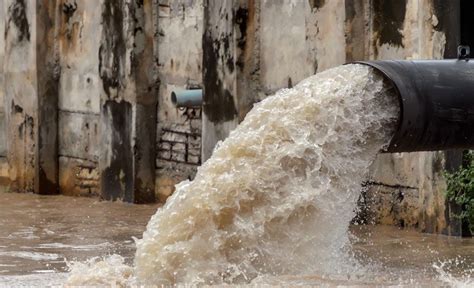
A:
202;0;259;161
4;0;59;194
202;0;238;161
99;0;158;203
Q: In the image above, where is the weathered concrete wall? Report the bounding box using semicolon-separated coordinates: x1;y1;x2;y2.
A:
57;0;101;197
155;0;204;202
202;0;347;161
4;0;38;193
0;3;5;157
0;0;465;234
259;0;347;90
0;0;199;202
98;0;158;203
202;0;239;161
0;0;159;201
0;3;7;179
3;0;60;194
364;152;447;230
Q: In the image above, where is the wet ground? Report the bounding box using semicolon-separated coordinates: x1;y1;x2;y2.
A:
0;191;472;286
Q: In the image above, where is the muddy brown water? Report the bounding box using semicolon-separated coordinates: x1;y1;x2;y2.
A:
0;191;159;286
0;191;472;286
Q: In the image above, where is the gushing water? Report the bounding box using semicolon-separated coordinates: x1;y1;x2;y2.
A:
67;64;400;286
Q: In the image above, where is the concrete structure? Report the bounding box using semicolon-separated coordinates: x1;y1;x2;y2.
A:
4;0;60;194
0;0;468;235
0;0;203;203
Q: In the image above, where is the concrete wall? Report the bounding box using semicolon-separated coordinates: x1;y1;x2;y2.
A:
260;0;346;92
4;0;49;194
58;0;101;197
0;0;158;202
0;3;5;157
0;0;464;234
0;0;200;202
0;3;7;179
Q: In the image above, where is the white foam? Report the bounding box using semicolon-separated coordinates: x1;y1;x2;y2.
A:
434;258;474;288
0;251;60;261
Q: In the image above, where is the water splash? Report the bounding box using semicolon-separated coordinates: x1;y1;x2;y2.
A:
434;258;474;288
66;255;133;286
67;64;400;286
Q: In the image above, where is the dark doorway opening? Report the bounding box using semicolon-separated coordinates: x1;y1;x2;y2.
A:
461;0;474;47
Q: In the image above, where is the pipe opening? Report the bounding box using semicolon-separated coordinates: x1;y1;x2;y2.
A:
171;92;177;106
367;66;404;152
353;60;474;152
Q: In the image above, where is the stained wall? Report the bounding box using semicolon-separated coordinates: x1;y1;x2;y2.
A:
0;0;464;234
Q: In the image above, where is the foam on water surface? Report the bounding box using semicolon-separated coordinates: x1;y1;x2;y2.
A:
67;64;400;286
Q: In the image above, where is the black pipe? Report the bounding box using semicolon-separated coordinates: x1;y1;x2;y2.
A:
354;58;474;153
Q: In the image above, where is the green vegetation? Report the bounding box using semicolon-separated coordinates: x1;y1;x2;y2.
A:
445;151;474;235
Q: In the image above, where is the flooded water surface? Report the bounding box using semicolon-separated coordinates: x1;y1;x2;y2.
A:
0;191;159;286
0;192;472;286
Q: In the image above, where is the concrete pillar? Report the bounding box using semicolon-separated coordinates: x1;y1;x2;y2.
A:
202;0;238;161
4;0;59;194
99;0;157;203
202;0;259;161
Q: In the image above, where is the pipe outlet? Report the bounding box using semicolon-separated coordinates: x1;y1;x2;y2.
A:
354;59;474;153
171;89;203;108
